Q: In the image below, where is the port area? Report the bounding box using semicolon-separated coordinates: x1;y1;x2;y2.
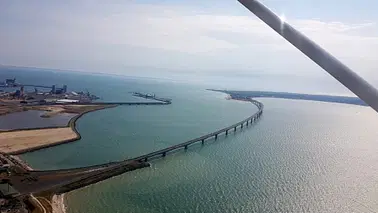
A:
0;153;149;213
0;78;172;155
0;77;104;118
0;78;101;116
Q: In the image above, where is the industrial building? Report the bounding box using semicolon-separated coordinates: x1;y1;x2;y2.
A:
5;79;16;87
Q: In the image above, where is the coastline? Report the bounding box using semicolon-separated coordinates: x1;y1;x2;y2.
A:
210;89;368;106
0;104;117;154
7;96;259;213
10;155;66;213
52;194;66;213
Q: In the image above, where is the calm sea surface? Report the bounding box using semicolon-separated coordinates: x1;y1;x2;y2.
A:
2;68;378;212
0;110;75;130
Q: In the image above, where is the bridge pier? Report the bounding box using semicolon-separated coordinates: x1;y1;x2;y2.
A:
226;130;228;135
215;134;218;140
144;157;148;162
162;152;166;157
234;127;237;132
246;121;249;126
185;145;188;150
201;139;205;144
241;123;243;129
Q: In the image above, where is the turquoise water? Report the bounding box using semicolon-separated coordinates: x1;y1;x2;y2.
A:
3;69;378;212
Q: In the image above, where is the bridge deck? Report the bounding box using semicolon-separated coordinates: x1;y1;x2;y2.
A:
6;98;263;196
131;98;263;162
24;99;262;174
30;99;263;173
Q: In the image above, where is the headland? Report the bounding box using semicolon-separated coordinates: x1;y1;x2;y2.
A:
209;89;367;106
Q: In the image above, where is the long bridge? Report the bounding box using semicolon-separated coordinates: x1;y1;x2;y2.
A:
131;99;263;162
5;98;263;197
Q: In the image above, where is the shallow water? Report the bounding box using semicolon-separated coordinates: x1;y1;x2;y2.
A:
0;110;75;130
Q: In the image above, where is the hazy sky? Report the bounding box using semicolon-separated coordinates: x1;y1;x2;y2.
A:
1;0;378;83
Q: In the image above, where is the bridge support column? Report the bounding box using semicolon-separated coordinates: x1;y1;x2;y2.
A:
234;127;237;132
246;121;249;126
185;145;188;150
201;139;205;144
144;157;148;162
241;124;243;129
226;130;228;135
162;152;166;157
215;134;218;140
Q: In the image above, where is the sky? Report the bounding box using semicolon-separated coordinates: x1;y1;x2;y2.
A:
1;0;378;89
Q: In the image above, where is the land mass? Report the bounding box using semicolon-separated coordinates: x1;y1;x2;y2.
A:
0;128;78;154
210;90;367;106
0;96;261;213
0;91;171;154
0;104;116;154
0;153;149;213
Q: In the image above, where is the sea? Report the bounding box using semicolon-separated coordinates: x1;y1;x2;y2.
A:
2;67;378;213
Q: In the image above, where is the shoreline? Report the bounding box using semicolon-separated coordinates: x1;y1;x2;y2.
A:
0;100;171;155
52;194;66;213
9;96;259;213
0;104;117;155
10;155;66;213
210;89;368;106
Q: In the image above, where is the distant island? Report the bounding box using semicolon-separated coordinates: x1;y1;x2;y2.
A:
209;90;367;106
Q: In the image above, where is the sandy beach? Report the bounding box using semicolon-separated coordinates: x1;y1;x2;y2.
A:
0;128;77;154
52;194;66;213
